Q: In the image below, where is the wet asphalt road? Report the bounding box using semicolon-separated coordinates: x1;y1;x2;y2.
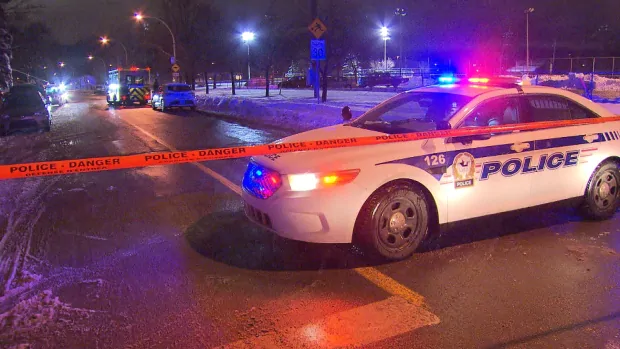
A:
0;92;618;349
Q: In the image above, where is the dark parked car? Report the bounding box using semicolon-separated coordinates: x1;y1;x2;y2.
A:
277;76;307;88
0;87;51;135
358;72;409;88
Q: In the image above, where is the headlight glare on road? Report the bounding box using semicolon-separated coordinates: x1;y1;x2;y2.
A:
288;169;360;191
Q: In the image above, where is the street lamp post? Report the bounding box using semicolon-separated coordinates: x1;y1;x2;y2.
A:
525;8;534;75
241;31;255;82
134;12;177;80
88;55;108;81
100;36;128;66
394;8;406;75
380;26;390;71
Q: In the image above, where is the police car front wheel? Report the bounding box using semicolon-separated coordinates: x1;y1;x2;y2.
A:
581;161;620;220
355;181;430;261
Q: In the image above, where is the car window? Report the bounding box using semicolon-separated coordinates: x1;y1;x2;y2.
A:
351;92;472;133
167;85;191;92
4;91;44;108
523;95;597;122
460;97;521;128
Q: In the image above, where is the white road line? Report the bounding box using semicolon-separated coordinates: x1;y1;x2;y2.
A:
120;116;241;195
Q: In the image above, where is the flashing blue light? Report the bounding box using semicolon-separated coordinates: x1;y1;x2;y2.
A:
243;162;282;199
438;76;456;84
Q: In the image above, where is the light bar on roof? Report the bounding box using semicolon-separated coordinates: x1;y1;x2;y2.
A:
468;77;490;83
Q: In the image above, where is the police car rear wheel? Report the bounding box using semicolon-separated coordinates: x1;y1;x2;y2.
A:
355;181;429;260
582;162;620;220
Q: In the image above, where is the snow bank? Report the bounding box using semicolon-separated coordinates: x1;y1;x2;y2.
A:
196;87;620;133
535;73;620;92
196;89;398;132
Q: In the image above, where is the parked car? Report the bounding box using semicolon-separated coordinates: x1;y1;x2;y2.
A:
358;72;409;88
151;83;196;111
93;85;106;95
242;76;618;260
1;87;51;135
278;76;307;88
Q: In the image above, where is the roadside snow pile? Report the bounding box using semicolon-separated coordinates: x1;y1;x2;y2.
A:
0;290;61;332
536;73;620;91
196;89;398;132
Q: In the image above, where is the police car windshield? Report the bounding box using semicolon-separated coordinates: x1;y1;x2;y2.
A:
351;92;472;133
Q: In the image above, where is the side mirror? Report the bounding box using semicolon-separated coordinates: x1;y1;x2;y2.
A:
448;133;491;145
436;120;451;130
341;106;352;122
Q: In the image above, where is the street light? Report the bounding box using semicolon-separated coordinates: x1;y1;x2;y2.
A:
59;61;65;68
394;8;407;73
88;55;108;78
134;12;177;80
241;31;255;81
100;36;128;66
525;7;535;74
379;26;390;71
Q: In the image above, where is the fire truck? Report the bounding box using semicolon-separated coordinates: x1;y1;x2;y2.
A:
107;67;151;106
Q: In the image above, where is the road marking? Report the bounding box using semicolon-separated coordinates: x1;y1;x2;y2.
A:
116;108;437;346
118;114;241;195
217;295;439;349
353;267;426;307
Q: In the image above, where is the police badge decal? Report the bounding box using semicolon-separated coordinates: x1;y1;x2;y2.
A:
452;152;475;188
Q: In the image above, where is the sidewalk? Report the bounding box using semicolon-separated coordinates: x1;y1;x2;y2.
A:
195;87;620;133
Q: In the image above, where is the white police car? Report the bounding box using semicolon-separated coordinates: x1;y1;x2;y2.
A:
151;83;196;111
242;76;619;260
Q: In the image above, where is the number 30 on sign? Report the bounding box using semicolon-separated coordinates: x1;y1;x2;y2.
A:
310;40;326;61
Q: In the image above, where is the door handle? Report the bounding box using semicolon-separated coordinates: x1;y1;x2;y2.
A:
511;142;531;153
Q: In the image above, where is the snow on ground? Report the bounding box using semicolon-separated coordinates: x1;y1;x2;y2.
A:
196;87;620;132
195;88;399;132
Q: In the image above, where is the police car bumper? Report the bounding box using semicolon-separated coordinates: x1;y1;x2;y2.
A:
242;184;366;244
166;99;196;106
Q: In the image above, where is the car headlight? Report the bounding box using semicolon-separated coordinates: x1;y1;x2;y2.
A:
288;169;360;191
62;93;69;99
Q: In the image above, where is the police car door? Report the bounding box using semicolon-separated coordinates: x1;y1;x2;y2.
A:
521;94;604;204
444;96;534;222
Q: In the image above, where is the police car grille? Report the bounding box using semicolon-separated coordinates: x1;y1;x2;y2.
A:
244;203;272;228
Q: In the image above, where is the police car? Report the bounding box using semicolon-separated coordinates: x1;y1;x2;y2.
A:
151;83;196;111
242;76;619;260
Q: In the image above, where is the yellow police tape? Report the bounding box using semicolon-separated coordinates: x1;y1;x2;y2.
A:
2;116;619;180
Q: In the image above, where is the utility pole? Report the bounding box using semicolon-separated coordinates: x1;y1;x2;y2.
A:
311;0;319;99
395;8;407;76
550;39;556;74
525;8;534;74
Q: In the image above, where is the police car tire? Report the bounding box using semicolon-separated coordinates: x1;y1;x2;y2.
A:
581;162;620;220
355;181;429;261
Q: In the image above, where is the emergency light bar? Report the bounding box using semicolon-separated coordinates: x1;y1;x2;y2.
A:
437;74;522;88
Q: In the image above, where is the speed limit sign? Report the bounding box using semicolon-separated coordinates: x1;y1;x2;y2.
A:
310;40;326;61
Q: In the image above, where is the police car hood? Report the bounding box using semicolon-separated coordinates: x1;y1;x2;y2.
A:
253;124;413;174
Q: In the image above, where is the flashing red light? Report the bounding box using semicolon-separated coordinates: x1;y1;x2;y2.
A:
130;66;139;71
469;77;490;84
121;95;127;100
144;93;151;100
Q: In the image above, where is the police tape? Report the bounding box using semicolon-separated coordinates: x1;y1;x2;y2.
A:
2;116;620;180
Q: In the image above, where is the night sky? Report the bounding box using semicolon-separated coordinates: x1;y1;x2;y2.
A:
27;0;620;57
